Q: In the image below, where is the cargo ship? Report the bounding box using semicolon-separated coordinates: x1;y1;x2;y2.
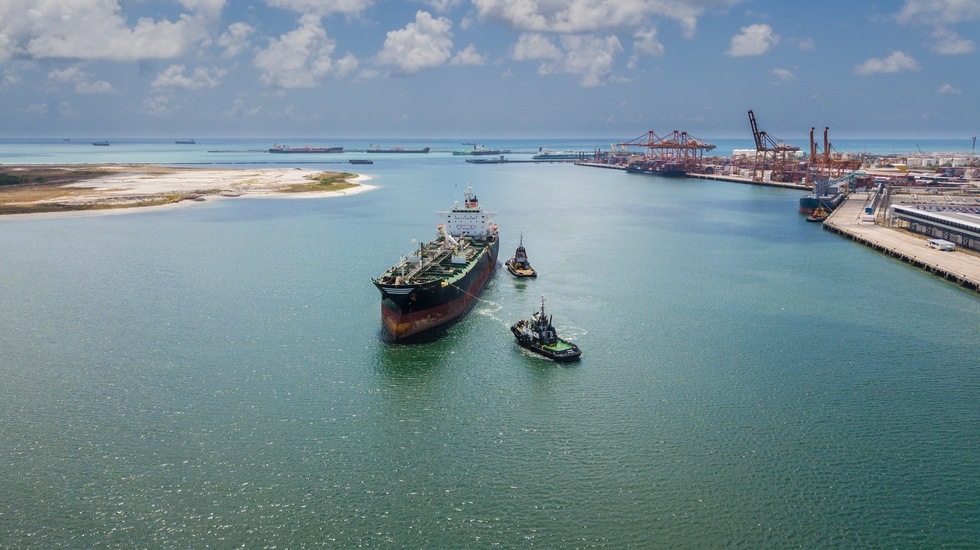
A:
625;161;686;178
532;149;585;160
269;143;343;153
799;174;849;214
452;145;506;156
369;145;431;153
373;186;499;340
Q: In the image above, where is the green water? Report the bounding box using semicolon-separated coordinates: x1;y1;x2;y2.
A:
1;159;977;547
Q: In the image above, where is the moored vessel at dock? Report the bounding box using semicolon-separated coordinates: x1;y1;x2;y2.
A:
799;173;852;214
626;161;686;178
373;186;499;340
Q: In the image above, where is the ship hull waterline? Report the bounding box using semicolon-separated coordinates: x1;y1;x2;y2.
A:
378;239;498;340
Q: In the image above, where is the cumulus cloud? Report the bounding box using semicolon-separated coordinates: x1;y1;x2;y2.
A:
0;0;213;61
451;44;487;66
219;22;254;58
512;32;623;87
632;28;665;57
177;0;226;18
376;11;453;75
771;68;795;82
937;83;961;94
854;51;920;74
512;33;562;60
727;24;778;56
266;0;372;17
47;66;114;94
225;97;262;117
424;0;461;13
152;64;227;90
930;29;974;54
473;0;736;37
254;15;348;88
794;37;815;51
895;0;980;25
143;95;175;116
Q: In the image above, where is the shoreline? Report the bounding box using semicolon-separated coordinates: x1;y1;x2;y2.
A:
0;165;373;220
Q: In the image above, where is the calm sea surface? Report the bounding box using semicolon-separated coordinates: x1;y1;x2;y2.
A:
1;139;977;547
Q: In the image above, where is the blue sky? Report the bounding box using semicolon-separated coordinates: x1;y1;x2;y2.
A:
0;0;977;139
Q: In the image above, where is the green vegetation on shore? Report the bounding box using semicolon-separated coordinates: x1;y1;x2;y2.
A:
283;171;358;193
0;167;111;188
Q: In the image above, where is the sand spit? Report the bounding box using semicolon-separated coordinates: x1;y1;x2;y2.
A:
0;165;372;219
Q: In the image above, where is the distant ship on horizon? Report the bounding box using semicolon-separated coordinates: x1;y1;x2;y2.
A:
269;143;343;154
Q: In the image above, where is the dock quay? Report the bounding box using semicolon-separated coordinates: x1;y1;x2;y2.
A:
685;172;809;190
823;193;980;292
574;161;810;190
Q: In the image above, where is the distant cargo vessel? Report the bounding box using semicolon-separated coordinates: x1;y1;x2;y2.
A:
532;149;585;160
269;143;343;153
175;139;196;144
453;145;507;156
369;146;430;153
92;141;110;146
373;186;499;340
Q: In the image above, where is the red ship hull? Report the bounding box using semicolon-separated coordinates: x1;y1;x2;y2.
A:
380;240;497;339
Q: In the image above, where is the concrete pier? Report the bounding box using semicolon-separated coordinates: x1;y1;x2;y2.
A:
823;193;980;292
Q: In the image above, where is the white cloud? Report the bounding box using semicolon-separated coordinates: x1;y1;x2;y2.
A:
152;64;227;90
27;103;50;116
937;83;961;94
727;24;778;56
451;44;487;66
376;11;453;75
854;51;920;74
472;0;738;37
512;33;562;61
771;68;795;82
143;95;175;116
225;97;262;117
177;0;226;18
632;28;665;57
512;33;623;87
47;66;114;94
219;22;254;58
0;0;212;61
266;0;372;17
254;15;346;88
423;0;461;13
794;37;815;51
931;29;974;54
895;0;980;25
75;80;114;94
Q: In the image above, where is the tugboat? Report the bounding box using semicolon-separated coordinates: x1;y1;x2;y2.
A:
511;296;582;362
505;234;537;278
806;205;829;223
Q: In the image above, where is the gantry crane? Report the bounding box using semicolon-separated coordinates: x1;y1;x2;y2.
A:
806;127;862;185
747;110;802;183
616;130;716;173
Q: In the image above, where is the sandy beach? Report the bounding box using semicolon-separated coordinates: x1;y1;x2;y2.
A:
0;165;372;218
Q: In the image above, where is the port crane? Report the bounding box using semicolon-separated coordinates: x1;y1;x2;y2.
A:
747;110;802;183
806;127;863;185
616;130;716;172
